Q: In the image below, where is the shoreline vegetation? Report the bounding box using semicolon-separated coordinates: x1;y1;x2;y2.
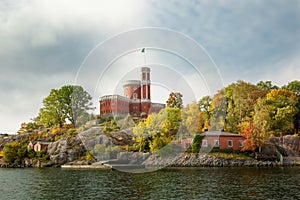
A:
1;80;300;169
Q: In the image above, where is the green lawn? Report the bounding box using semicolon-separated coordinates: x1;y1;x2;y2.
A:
209;152;254;160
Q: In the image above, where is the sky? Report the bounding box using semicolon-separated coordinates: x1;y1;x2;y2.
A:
0;0;300;133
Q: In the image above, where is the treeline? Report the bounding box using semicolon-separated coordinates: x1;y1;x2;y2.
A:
133;80;300;153
199;80;300;150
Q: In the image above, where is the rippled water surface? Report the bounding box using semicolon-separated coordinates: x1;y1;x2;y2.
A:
0;167;300;199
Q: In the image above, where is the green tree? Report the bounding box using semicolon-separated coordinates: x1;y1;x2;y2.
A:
3;142;27;165
198;96;211;128
182;101;203;135
133;107;181;152
265;89;298;135
256;81;278;91
282;80;300;133
253;89;298;137
35;85;94;128
166;92;183;109
224;81;258;133
210;89;227;131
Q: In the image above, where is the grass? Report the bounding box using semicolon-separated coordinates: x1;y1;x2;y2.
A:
209;152;254;160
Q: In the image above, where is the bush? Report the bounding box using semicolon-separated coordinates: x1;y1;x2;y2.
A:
66;128;78;137
0;150;4;158
3;142;27;165
27;148;36;159
85;151;93;161
188;134;203;153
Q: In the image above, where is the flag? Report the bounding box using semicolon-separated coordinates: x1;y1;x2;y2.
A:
141;48;145;53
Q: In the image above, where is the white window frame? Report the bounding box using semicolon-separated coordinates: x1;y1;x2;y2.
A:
133;93;137;99
214;140;219;147
228;140;233;148
202;140;208;147
239;140;243;147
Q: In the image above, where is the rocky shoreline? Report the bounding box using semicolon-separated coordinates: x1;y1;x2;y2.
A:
143;154;285;168
1;153;300;168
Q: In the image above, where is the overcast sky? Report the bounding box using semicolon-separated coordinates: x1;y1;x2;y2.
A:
1;0;300;133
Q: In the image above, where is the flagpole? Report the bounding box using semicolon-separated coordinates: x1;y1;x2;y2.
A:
141;48;146;65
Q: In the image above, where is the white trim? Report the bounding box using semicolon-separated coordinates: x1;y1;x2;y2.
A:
214;139;219;147
202;140;208;147
239;140;243;147
228;140;233;147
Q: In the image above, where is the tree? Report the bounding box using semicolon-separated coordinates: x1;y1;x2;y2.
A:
198;96;211;128
282;80;300;133
3;142;27;165
35;85;94;128
224;81;258;133
166;92;183;109
252;89;298;137
240;121;263;151
210;89;227;131
265;89;298;135
256;81;278;91
182;101;203;135
133;107;181;152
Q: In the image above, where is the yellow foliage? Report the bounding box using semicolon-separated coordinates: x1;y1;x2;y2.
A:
50;126;61;134
0;150;4;157
85;152;93;161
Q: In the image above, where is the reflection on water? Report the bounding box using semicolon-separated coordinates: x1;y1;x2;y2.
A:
0;167;300;199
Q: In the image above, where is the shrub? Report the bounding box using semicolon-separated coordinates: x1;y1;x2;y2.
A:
188;134;203;153
3;142;27;165
27;148;36;159
85;151;93;161
0;150;4;158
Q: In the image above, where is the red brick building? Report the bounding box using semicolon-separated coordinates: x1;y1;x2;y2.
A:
200;131;245;150
100;67;165;117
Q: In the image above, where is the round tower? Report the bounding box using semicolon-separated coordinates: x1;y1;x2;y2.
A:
123;80;141;100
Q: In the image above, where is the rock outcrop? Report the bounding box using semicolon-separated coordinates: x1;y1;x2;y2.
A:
47;135;86;166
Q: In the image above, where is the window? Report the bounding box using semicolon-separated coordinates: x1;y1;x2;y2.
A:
228;140;233;147
202;140;208;147
133;93;137;99
239;140;243;147
214;140;219;147
185;143;190;148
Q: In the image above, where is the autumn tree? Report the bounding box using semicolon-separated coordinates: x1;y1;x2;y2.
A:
133;107;181;152
240;121;263;151
181;101;203;135
166;92;183;109
265;89;298;135
224;81;259;133
198;96;211;129
282;80;300;133
35;85;94;128
210;89;227;131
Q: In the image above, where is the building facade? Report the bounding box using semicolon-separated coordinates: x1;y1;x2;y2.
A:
200;131;245;150
100;67;165;117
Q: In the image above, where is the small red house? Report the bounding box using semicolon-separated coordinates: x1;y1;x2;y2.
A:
28;141;50;152
200;131;245;150
27;141;36;150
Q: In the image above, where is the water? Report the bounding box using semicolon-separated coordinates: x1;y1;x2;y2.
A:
0;167;300;200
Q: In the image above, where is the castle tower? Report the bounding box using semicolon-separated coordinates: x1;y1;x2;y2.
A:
123;80;141;116
140;67;151;117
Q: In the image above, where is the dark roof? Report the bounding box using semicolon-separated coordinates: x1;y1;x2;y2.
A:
36;141;51;145
200;131;243;137
28;141;37;145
